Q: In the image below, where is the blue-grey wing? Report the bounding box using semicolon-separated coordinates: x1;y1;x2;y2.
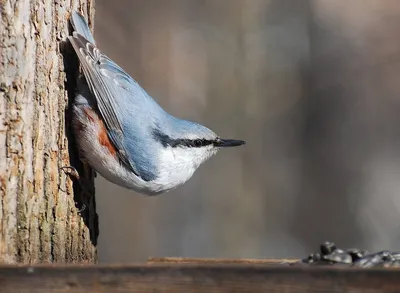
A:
70;12;96;45
68;32;157;181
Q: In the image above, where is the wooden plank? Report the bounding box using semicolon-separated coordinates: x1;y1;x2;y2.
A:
1;264;400;293
148;257;299;265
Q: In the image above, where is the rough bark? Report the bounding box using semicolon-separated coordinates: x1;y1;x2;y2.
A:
0;0;98;263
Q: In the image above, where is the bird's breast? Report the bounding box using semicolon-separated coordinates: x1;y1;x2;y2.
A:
153;147;199;190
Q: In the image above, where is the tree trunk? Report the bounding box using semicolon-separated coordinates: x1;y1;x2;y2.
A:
0;0;98;263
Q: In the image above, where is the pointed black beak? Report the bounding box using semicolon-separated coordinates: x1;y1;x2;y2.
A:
214;138;246;148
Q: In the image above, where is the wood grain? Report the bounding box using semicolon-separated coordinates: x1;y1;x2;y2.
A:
148;257;299;265
0;0;97;264
1;264;400;293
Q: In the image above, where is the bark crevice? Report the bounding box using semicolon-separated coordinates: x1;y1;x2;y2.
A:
0;0;98;264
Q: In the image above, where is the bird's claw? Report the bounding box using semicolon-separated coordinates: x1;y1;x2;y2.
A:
77;203;87;214
62;166;90;214
60;166;81;180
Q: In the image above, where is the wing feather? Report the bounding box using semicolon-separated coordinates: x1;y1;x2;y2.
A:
68;32;142;178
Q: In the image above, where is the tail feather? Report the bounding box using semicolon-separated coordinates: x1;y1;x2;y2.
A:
70;11;96;45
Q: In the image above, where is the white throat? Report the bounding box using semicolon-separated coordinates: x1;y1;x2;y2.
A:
154;146;218;192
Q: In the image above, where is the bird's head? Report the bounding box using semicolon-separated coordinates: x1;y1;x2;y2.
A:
151;120;245;189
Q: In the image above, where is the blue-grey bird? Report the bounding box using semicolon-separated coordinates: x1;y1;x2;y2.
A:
68;11;245;195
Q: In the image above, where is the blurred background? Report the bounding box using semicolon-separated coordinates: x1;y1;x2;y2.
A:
93;0;400;262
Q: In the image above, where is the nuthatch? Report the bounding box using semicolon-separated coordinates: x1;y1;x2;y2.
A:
68;11;245;195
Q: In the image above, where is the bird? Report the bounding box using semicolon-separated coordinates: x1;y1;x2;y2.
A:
67;11;245;195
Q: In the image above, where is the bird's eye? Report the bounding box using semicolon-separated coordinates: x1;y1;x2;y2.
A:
194;139;203;147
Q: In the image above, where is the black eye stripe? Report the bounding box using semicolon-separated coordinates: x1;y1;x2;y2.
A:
177;138;213;148
152;129;214;148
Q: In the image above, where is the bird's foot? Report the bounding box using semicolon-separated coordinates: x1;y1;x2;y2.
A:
76;203;87;214
60;165;81;180
61;164;94;214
